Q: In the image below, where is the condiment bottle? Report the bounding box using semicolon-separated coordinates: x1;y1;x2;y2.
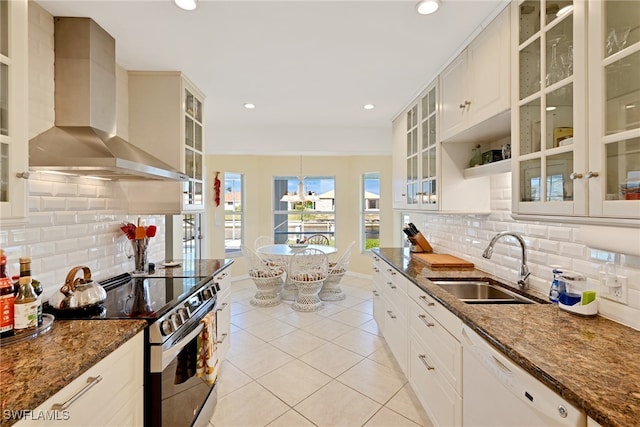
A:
19;257;42;326
0;250;15;338
14;275;39;333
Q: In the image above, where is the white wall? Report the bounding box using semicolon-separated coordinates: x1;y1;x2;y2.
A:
404;173;640;330
204;154;394;277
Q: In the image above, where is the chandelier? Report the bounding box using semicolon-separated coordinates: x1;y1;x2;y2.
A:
280;156;319;204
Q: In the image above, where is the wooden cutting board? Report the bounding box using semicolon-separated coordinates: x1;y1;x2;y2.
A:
411;253;475;270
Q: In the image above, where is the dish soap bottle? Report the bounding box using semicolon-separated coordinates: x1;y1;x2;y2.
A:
548;267;565;303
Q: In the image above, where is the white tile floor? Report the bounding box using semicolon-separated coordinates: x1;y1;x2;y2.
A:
209;276;434;427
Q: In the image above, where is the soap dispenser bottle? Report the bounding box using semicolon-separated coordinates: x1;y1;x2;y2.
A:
549;267;565;303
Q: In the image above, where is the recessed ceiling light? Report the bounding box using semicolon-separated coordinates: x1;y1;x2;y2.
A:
546;106;557;111
174;0;197;11
416;0;441;15
363;104;375;110
625;103;636;109
243;103;256;109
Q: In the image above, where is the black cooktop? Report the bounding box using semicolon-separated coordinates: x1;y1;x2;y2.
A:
46;274;211;321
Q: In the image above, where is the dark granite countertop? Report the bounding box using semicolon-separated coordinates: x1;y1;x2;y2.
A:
373;248;640;427
0;319;147;426
0;259;233;427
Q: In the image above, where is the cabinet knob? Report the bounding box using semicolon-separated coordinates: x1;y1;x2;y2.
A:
15;171;30;179
569;172;583;180
459;100;471;109
586;171;599;179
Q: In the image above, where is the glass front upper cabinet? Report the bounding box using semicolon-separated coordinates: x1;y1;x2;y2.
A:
515;0;586;215
595;0;640;216
405;104;419;208
183;88;204;207
420;85;437;209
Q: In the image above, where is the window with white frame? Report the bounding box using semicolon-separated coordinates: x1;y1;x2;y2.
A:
363;172;380;250
273;176;335;245
224;172;243;254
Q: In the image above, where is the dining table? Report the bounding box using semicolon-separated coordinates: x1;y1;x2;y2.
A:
256;244;338;301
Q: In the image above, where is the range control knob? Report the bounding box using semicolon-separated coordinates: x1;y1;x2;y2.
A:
160;320;174;336
170;313;182;327
177;307;189;322
201;287;214;300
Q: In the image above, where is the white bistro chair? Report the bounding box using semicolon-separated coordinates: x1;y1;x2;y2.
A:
319;240;355;301
241;245;284;307
288;248;328;312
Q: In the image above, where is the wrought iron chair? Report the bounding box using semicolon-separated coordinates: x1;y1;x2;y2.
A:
319;240;355;301
241;245;283;307
288;248;328;312
305;234;330;245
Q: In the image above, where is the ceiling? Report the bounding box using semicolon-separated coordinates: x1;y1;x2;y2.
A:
36;0;507;153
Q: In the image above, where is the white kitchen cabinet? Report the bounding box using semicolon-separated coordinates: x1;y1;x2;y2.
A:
214;267;232;359
586;0;640;219
372;255;408;375
125;71;205;215
440;4;511;143
407;283;462;427
0;0;28;223
17;332;144;427
512;0;639;222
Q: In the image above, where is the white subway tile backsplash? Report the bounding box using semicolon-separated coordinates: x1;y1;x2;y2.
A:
77;212;100;224
53;182;77;197
559;242;586;258
28;212;55;227
547;226;573;242
41;196;67;211
29;180;54;196
526;224;548;238
66;223;90;238
538;239;560;253
9;228;40;245
87;198;107;210
66;197;90;211
55;238;80;254
41;254;69;275
29;241;56;257
41;226;67;242
28;196;41;212
54;212;77;225
78;184;99;197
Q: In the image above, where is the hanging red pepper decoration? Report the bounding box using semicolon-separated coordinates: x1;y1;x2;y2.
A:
214;172;221;207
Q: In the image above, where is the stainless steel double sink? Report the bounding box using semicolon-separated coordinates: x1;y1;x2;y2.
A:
429;279;538;304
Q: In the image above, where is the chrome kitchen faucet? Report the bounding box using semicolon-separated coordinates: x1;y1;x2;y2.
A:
482;231;531;290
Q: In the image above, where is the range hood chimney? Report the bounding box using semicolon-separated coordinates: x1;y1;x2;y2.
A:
29;17;187;181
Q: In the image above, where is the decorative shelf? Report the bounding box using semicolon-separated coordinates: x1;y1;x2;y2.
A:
463;159;511;179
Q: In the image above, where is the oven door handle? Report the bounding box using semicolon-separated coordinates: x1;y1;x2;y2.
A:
161;322;204;371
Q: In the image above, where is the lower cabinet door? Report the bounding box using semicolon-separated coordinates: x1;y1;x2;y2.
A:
16;332;144;426
408;332;461;427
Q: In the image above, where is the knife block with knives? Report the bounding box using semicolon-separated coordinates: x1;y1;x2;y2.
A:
403;223;433;253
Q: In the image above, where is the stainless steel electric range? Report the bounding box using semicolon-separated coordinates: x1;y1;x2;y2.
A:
46;262;232;427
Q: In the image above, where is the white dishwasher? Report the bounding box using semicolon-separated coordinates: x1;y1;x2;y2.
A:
461;325;586;427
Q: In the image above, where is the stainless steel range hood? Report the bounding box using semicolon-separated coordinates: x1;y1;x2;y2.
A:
29;17;187;181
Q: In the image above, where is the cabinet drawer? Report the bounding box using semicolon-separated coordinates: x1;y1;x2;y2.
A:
408;333;461;427
407;283;462;340
18;332;144;426
382;296;408;375
409;299;462;393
